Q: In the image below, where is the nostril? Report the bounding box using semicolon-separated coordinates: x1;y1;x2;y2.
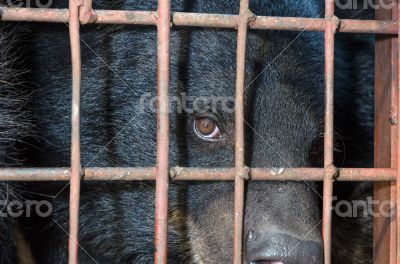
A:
246;232;322;264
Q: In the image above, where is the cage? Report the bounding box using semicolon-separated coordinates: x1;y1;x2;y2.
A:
0;0;398;263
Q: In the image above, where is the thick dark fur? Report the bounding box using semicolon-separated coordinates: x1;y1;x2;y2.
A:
0;22;30;263
0;0;375;263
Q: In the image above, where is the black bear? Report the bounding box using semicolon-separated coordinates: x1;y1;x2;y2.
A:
0;0;374;263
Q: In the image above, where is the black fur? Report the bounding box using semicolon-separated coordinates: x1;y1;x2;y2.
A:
0;21;30;264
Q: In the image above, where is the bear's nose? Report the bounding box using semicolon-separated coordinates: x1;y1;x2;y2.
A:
245;230;322;264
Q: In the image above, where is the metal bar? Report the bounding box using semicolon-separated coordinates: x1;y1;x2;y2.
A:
95;9;157;25
154;0;170;263
233;1;250;263
397;1;400;262
78;0;95;24
374;1;398;263
0;167;394;181
322;1;337;263
251;17;397;34
0;7;398;34
68;0;82;263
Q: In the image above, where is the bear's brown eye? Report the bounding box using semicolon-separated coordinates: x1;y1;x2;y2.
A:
193;117;222;141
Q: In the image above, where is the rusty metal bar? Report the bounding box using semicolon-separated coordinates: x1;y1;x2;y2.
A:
68;0;82;263
374;1;398;263
78;0;95;24
154;0;171;263
322;1;337;263
0;7;70;22
250;16;397;34
0;167;394;181
95;9;157;25
233;1;249;263
397;1;400;262
0;7;399;34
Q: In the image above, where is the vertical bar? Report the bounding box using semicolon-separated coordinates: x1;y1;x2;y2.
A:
322;1;337;263
397;1;400;262
374;1;397;263
68;0;82;263
233;1;249;263
154;0;170;263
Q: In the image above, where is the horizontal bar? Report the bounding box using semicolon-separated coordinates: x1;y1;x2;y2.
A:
0;7;398;34
0;167;394;181
177;13;398;34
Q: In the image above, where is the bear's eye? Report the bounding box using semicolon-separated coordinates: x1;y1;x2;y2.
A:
193;117;222;141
